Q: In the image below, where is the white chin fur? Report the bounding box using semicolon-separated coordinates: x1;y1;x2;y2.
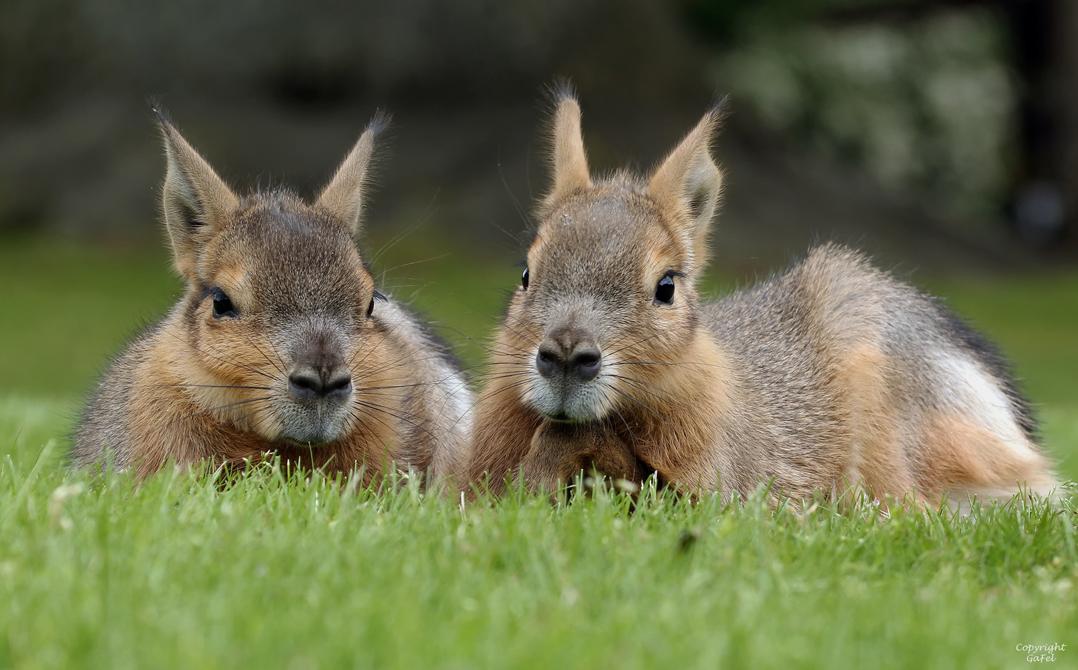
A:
526;374;611;422
275;400;351;444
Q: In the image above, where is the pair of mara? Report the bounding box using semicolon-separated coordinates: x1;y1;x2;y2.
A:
73;93;1058;505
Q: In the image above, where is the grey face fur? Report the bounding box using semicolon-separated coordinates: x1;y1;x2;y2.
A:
186;194;378;446
505;93;721;426
161;113;386;447
517;187;701;422
74;111;476;484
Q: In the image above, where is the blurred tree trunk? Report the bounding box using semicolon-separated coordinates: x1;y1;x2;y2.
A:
1054;0;1078;254
818;0;1078;255
1004;0;1078;253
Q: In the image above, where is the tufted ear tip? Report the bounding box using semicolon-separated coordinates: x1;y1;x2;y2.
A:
149;97;173;129
646;108;725;265
316;112;387;236
547;78;578;108
543;83;592;207
158;117;238;282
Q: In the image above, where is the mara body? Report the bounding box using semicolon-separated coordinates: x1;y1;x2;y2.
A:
465;90;1056;505
73;111;471;485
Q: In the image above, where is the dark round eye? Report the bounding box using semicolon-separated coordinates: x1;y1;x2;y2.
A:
211;287;238;319
366;297;375;318
654;274;676;305
521;267;530;290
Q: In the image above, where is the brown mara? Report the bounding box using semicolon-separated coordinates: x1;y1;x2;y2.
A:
72;111;471;486
463;89;1058;507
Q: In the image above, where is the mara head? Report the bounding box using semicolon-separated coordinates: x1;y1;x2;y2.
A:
496;90;724;426
158;110;393;448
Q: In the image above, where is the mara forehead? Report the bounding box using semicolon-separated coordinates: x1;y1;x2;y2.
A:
208;195;371;303
534;185;684;273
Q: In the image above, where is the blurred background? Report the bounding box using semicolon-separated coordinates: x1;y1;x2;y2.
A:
1;0;1077;476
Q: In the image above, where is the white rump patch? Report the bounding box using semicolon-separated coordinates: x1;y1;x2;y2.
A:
934;354;1031;455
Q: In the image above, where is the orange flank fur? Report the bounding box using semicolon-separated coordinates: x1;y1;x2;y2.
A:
73;111;471;487
464;89;1057;506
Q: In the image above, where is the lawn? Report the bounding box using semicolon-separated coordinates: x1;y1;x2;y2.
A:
1;236;1076;669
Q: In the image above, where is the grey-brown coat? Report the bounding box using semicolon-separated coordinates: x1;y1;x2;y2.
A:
73;112;471;486
464;91;1056;506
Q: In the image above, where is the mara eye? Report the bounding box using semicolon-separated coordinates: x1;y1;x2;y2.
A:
521;267;530;290
654;273;676;305
211;288;238;319
367;290;385;318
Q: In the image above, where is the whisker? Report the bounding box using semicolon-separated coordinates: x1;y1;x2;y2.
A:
264;337;289;374
348;401;437;449
354;400;427;430
163;330;278;382
347;323;392;371
243;331;286;377
356;352;450;381
168;397;272;426
498;323;541;350
471;370;533;384
608;387;667;422
378;253;453;274
442;324;536;360
221;403;273;432
604;333;664;359
611;406;638;448
473;360;531;367
607;360;730;370
357;382;441;392
606;374;693;410
477;378;536;400
154;383;274;391
368;189;441;268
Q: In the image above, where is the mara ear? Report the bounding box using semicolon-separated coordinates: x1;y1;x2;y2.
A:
316;112;388;237
647;105;724;264
543;87;592;208
157;112;239;281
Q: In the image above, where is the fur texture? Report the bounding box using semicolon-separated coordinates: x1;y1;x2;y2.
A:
464;91;1056;505
73;112;471;487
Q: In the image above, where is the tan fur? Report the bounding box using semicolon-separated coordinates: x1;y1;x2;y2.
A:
916;415;1055;500
832;345;913;505
647;109;723;267
317;128;379;231
465;328;545;488
74;113;471;488
464;92;1058;505
545;95;592;208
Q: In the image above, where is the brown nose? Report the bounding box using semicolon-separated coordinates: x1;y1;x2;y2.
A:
536;326;602;382
288;365;353;401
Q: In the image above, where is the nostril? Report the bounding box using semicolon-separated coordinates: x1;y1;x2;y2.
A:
325;373;352;397
289;370;322;398
570;349;602;381
536;346;563;378
573;351;600;368
290;367;352;400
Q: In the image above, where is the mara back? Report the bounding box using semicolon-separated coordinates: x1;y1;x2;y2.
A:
464;90;1057;505
73;111;471;485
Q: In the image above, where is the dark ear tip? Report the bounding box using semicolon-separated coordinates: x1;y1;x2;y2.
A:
148;96;174;129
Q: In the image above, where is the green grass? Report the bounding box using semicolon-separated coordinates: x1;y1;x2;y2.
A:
1;430;1076;668
1;236;1077;668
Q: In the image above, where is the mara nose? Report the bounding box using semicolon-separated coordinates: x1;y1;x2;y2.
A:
288;365;353;401
536;343;602;382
